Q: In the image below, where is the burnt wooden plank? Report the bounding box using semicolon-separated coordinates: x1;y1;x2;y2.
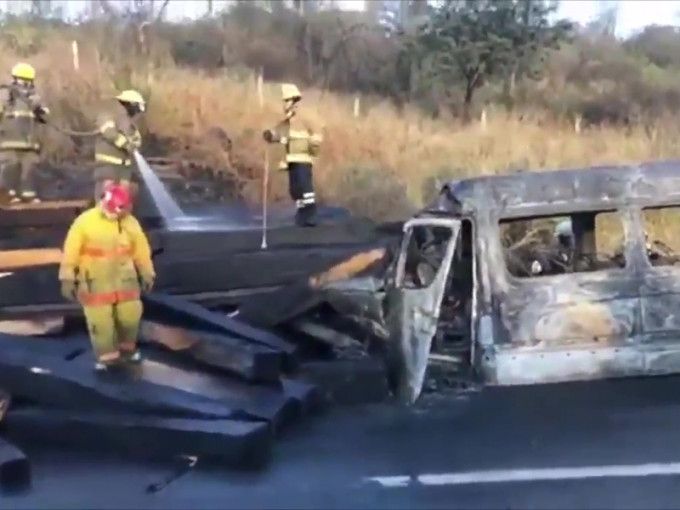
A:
236;245;390;328
0;388;9;423
140;321;283;383
143;293;298;359
0;200;85;228
155;218;382;254
280;378;324;415
123;358;299;431
152;245;379;296
4;407;273;469
0;334;278;421
0;436;30;491
0;248;62;270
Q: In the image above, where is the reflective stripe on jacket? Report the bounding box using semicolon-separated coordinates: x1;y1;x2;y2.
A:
58;207;155;306
0;85;46;151
267;116;323;167
94;105;142;167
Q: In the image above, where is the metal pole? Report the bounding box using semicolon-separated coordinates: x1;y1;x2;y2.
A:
260;148;270;250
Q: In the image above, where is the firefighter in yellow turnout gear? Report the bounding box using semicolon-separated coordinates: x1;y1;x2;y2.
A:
0;63;50;204
58;184;156;371
263;83;323;227
94;89;145;208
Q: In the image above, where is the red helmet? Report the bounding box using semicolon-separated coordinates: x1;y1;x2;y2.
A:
101;184;131;215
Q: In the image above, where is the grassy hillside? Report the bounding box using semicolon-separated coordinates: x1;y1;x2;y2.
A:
3;31;680;224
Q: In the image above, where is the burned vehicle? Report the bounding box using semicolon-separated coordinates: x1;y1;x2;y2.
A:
376;161;680;403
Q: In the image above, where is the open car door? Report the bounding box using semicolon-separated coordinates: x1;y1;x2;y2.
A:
384;217;461;404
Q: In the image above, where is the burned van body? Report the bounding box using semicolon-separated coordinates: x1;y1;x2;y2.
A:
384;161;680;403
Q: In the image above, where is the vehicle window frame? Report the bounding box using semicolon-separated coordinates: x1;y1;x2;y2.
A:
639;203;680;268
497;208;630;283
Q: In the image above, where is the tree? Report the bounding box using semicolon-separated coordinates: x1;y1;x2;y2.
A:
624;25;680;69
412;0;573;120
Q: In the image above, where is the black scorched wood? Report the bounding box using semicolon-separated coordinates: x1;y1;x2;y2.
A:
0;436;30;491
142;293;299;362
0;225;391;316
140;320;284;383
4;407;273;469
280;378;324;415
0;335;297;425
131;358;299;431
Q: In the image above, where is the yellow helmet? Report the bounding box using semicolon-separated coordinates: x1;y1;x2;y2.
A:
11;63;36;81
116;89;145;106
281;83;301;102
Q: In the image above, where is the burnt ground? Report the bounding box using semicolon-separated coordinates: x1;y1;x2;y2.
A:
7;375;680;510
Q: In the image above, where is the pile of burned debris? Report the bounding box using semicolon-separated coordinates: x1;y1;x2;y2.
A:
0;290;392;492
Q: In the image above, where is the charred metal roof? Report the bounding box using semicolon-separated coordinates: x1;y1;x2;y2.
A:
424;160;680;219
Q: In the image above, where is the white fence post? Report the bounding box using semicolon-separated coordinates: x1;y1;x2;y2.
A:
257;68;264;109
71;40;80;71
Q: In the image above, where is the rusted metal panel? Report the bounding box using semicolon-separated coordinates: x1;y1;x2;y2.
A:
640;266;680;340
498;275;640;348
425;160;680;220
485;342;680;386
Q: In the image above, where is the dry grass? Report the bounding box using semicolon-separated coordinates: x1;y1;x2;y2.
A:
5;34;680;222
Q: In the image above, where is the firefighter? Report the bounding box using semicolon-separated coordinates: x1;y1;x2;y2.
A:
263;83;323;227
58;183;156;371
94;89;145;209
0;63;50;204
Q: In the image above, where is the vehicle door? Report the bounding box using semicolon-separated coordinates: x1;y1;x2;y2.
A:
383;217;461;404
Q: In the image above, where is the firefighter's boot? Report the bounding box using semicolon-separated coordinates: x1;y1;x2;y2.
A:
115;300;143;364
83;304;122;372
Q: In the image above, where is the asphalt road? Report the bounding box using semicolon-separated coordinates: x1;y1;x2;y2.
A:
7;375;680;510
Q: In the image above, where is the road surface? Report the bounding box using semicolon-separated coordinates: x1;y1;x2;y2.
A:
6;375;680;509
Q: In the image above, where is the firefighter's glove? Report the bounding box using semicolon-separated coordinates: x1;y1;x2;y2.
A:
141;274;155;294
262;129;275;143
60;279;77;301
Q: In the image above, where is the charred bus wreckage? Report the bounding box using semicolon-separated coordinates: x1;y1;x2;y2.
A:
4;159;680;489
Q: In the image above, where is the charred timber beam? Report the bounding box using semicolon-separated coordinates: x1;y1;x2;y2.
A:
155;219;383;254
4;407;273;469
135;358;299;431
289;320;363;350
140;321;283;383
0;248;62;271
0;200;86;228
0;437;30;491
0;335;291;423
0;387;9;422
152;246;384;296
236;247;389;328
281;378;324;416
143;293;298;363
0;388;30;492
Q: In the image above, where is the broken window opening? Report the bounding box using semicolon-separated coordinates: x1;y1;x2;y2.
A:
428;219;475;389
500;210;626;278
438;219;474;344
641;205;680;267
399;224;453;289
